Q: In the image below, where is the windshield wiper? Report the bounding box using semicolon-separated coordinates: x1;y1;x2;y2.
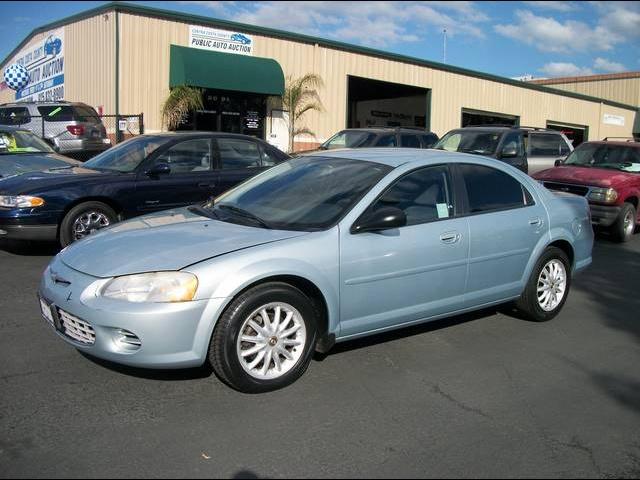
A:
47;165;74;171
187;204;220;220
216;204;273;229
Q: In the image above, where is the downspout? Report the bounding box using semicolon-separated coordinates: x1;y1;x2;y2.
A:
115;9;121;142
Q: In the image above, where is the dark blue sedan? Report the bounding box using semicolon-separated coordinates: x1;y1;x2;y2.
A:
0;132;288;246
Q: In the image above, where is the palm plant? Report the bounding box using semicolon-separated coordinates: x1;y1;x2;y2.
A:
161;85;204;131
282;73;324;153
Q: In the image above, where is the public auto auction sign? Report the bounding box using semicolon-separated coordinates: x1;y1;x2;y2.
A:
189;26;254;56
5;28;65;102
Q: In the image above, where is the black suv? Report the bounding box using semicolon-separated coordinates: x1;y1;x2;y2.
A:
435;126;575;175
300;127;439;154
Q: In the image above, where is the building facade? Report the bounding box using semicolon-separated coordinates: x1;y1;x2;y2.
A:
1;2;638;151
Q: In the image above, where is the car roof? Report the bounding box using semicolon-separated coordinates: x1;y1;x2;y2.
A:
138;131;271;140
0;125;30;133
305;147;490;168
338;127;434;133
581;140;640;148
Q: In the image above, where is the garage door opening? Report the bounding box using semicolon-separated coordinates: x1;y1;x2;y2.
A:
347;76;431;129
546;121;588;147
462;108;519;127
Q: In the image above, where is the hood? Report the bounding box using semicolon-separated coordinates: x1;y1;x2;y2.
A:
533;165;635;188
0;153;81;179
0;164;112;193
59;208;308;277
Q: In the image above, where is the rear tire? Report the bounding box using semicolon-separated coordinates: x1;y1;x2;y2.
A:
59;201;117;247
515;246;571;322
209;282;318;393
610;203;636;243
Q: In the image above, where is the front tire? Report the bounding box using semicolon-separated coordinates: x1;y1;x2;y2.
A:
611;203;636;243
59;201;117;247
209;282;318;393
515;246;571;322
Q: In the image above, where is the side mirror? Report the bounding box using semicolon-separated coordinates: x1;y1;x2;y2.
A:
146;163;171;176
351;207;407;234
554;157;567;167
500;147;518;158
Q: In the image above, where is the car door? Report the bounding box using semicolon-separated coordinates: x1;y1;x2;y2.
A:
527;133;569;174
497;131;527;172
339;164;470;337
455;163;548;307
214;136;269;196
134;137;217;213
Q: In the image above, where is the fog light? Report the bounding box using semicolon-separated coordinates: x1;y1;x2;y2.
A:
113;329;141;352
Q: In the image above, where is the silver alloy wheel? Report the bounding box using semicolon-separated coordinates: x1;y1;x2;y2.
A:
72;211;111;240
623;209;635;238
537;259;567;312
236;302;306;380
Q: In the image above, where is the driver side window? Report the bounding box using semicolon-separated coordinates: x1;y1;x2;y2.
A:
153;138;211;174
367;165;454;227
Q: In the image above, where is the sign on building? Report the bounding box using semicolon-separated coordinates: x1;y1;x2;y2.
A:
189;26;254;56
603;114;625;127
10;28;65;102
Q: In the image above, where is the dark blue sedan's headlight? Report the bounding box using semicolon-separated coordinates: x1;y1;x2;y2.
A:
0;195;45;208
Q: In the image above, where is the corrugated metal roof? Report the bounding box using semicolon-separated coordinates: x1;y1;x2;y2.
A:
530;72;640;85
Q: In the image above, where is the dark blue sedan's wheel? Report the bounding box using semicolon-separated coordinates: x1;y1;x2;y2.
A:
209;282;318;393
60;201;117;247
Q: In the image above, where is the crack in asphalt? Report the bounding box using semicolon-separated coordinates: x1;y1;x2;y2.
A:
429;383;493;420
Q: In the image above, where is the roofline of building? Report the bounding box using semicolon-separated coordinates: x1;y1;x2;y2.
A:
2;1;639;113
530;71;640;85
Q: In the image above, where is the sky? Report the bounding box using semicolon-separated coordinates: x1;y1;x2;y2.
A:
1;1;639;79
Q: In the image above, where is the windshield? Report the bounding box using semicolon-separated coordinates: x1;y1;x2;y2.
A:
202;156;392;231
322;131;376;150
84;136;166;172
0;130;54;154
435;131;502;155
564;143;640;173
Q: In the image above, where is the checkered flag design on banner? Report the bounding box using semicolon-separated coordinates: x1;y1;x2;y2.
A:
4;64;30;91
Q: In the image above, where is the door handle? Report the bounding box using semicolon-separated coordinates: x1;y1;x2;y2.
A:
440;232;461;244
198;182;215;188
529;217;543;227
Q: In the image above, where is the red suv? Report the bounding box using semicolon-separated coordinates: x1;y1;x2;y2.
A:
533;139;640;242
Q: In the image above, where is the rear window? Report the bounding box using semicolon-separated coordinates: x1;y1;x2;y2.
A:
37;105;100;123
0;107;31;126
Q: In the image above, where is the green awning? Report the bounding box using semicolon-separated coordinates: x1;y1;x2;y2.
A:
169;44;284;96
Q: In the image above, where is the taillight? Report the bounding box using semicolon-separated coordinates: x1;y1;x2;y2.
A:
66;125;84;136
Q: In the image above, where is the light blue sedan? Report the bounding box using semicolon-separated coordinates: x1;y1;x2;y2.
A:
39;149;593;392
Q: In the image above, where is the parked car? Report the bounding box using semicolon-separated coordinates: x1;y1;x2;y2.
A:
38;148;593;393
435;126;574;174
0;132;288;246
533;139;640;242
295;127;439;155
0;101;111;157
0;126;80;179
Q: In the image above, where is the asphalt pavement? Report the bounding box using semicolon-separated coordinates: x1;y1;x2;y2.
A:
1;234;639;478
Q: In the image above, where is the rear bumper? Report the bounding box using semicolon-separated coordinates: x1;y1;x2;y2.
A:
56;138;111;153
590;204;621;228
0;224;57;241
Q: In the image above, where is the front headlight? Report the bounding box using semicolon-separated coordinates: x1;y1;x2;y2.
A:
0;195;45;208
101;272;198;303
588;187;618;204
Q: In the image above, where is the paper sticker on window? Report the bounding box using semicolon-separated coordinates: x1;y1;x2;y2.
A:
436;203;450;219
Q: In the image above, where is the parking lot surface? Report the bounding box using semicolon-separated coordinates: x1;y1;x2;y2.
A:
1;235;639;479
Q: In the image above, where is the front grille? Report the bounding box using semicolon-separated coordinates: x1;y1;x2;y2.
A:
543;182;589;197
57;308;96;345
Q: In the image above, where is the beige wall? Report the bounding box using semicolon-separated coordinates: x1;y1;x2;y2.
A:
65;14;116;115
5;11;637;145
537;78;640;109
